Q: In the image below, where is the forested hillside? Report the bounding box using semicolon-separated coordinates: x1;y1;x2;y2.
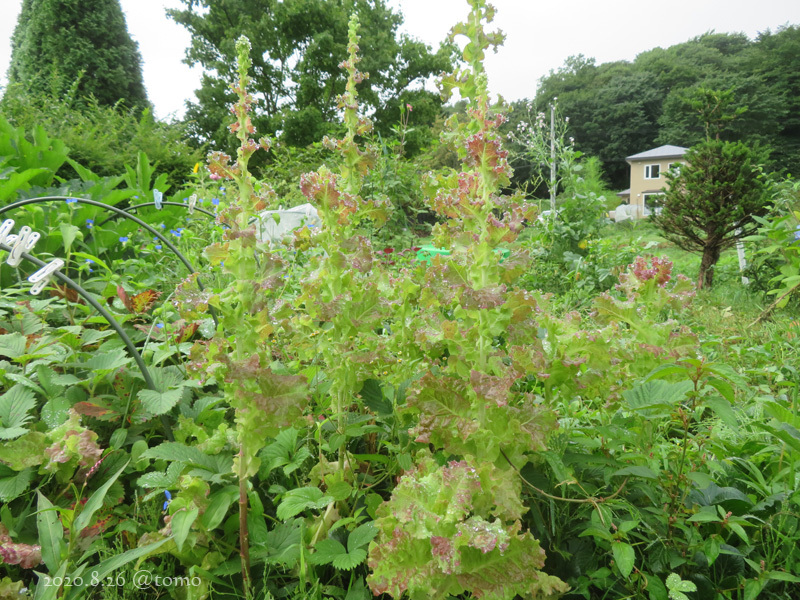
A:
531;26;800;188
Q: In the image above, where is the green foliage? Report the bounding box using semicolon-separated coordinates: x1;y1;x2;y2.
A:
368;454;567;599
167;0;452;150
8;0;148;110
3;4;800;600
535;27;800;188
1;86;202;189
653;139;771;288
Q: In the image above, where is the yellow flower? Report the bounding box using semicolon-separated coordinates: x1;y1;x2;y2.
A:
578;240;588;250
193;162;200;174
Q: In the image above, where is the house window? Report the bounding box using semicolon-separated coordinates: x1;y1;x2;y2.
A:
644;164;660;179
667;162;680;176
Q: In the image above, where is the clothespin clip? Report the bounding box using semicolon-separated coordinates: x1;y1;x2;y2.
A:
28;258;64;295
188;193;197;215
0;219;14;245
154;189;163;210
6;226;40;267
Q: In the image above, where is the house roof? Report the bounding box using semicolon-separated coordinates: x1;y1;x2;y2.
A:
626;145;688;161
617;189;630;197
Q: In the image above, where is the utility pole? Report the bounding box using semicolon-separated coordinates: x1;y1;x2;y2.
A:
550;102;556;217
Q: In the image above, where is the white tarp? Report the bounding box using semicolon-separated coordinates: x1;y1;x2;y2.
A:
614;204;651;222
255;203;321;243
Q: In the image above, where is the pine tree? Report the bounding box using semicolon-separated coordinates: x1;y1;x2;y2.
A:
7;0;149;109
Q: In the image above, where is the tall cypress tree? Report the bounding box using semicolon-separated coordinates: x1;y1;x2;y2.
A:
7;0;149;109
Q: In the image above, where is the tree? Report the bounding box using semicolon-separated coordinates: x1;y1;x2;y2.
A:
6;0;148;110
168;0;453;150
652;139;771;289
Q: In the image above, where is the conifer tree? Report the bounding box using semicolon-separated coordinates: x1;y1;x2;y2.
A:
7;0;148;109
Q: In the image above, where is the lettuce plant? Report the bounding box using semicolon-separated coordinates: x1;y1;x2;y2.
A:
367;1;568;597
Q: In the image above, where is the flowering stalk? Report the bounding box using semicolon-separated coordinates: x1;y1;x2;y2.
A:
295;14;392;477
368;2;567;595
180;36;307;595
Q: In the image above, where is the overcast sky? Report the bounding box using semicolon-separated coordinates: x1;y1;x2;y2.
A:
1;0;799;121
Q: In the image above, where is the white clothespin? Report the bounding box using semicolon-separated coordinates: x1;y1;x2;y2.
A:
0;220;14;245
7;226;40;267
28;258;64;295
188;193;197;215
154;189;163;210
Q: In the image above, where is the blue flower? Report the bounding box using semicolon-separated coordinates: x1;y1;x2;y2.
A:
66;198;78;204
163;490;172;511
119;236;129;243
155;244;162;250
212;198;220;206
794;224;800;242
156;322;164;329
85;219;94;228
159;224;166;229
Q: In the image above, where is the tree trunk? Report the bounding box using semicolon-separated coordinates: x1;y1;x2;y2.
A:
697;244;721;289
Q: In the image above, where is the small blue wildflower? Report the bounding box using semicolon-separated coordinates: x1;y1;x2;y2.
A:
85;218;94;228
85;259;94;264
156;322;164;329
182;197;188;202
794;224;800;242
65;198;78;204
155;244;162;250
133;195;139;199
119;236;129;243
212;198;220;206
163;490;172;511
159;223;166;229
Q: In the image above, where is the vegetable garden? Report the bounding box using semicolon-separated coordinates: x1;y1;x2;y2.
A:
1;1;799;599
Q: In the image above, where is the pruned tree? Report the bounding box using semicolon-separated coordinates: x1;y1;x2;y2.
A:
6;0;149;110
652;139;771;289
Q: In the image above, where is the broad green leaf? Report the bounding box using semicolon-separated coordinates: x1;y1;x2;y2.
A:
40;397;71;429
37;492;64;572
348;522;377;552
201;487;238;531
141;442;227;473
0;432;47;470
74;349;129;373
327;480;353;501
309;538;347;565
705;378;735;403
612;465;657;480
73;461;129;533
276;487;332;520
743;579;763;600
171;507;199;552
137;388;183;415
334;548;367;570
0;333;26;360
766;571;800;583
0;466;33;501
59;223;81;252
623;380;692;416
703;396;738;430
612;541;635;578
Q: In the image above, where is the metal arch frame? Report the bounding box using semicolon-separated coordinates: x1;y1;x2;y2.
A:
0;196;219;327
0;242;174;441
0;197;199;278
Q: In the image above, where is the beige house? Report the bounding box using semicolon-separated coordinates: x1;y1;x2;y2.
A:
617;145;688;219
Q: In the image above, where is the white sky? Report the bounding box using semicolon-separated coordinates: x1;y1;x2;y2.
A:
1;0;799;121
